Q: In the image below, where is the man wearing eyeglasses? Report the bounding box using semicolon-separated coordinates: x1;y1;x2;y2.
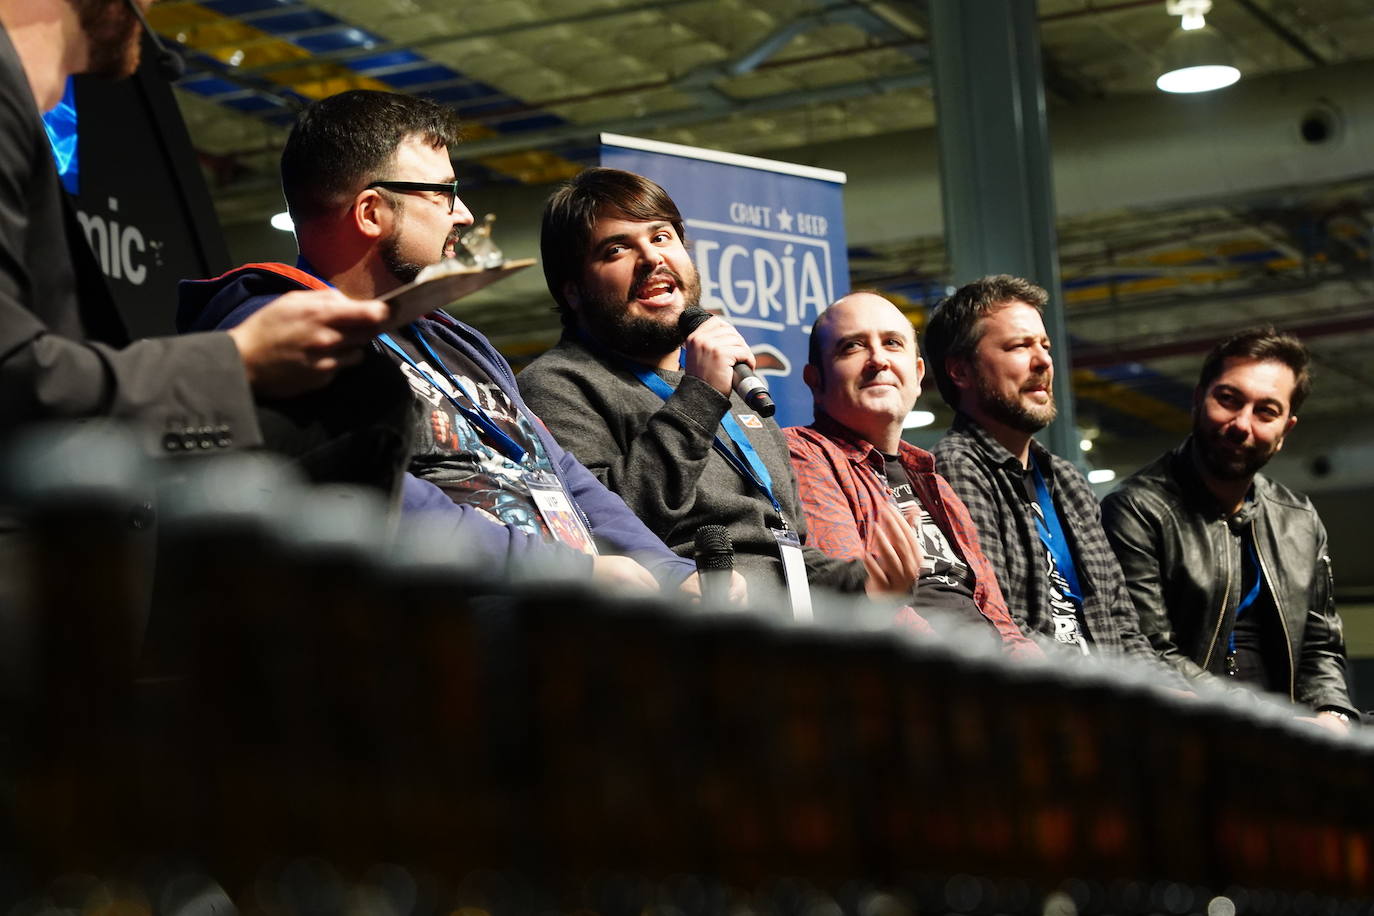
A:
0;0;391;457
179;90;705;594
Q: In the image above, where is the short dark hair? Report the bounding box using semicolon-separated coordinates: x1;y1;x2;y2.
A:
1197;326;1312;415
924;274;1048;408
540;168;686;327
280;90;462;226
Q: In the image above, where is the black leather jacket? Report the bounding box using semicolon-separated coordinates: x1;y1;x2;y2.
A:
1101;440;1355;716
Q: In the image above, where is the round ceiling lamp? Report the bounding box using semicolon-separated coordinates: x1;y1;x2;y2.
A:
1156;0;1240;94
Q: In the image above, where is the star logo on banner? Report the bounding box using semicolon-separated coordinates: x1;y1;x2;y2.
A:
775;208;794;232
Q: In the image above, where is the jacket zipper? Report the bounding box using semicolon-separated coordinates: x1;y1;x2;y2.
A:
1200;517;1233;671
1251;518;1296;701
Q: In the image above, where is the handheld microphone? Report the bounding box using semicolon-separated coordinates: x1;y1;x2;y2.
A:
124;0;186;81
678;307;776;417
693;525;734;606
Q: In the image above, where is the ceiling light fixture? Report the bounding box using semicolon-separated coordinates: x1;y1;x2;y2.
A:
270;211;294;232
1156;0;1240;94
902;410;935;430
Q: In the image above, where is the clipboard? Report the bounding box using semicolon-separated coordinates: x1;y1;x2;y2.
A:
381;258;536;329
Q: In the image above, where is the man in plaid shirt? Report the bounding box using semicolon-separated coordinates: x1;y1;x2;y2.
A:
785;292;1041;660
925;276;1160;664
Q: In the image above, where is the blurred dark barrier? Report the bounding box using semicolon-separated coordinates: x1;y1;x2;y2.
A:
1;429;1372;916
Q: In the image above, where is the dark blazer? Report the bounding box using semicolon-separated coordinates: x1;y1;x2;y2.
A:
0;25;259;454
1102;440;1355;716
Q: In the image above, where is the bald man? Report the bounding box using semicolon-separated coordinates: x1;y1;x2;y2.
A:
786;293;1040;658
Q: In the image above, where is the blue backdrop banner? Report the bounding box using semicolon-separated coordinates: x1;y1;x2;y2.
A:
600;135;849;429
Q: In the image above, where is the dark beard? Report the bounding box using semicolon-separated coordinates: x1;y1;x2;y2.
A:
72;0;143;78
974;372;1057;434
577;267;702;362
1192;419;1275;481
381;232;424;285
380;218;460;286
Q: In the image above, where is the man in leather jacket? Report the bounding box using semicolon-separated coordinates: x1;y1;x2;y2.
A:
1102;327;1356;731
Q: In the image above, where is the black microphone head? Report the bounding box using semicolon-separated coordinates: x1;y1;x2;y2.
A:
693;524;734;571
678;306;712;338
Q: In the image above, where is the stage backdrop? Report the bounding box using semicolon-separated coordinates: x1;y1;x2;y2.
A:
43;36;231;341
600;135;849;430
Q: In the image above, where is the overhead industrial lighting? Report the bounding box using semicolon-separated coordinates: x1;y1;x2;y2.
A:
1156;0;1240;94
902;410;935;430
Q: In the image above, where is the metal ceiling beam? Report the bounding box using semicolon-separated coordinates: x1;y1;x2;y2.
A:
233;0;706;78
1234;0;1328;67
1072;304;1374;370
496;37;923;115
669;0;927;109
1038;0;1161;23
1066;265;1352;320
447;70;929;160
725;12;847;76
1041;51;1102;104
180;49;307;113
854;0;927;39
929;0;1079;462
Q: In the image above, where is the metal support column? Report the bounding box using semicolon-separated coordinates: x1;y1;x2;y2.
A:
929;0;1079;463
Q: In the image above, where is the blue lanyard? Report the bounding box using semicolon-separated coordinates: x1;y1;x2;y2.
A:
289;257;527;465
625;359;785;522
376;324;526;463
1030;460;1083;603
1227;537;1264;655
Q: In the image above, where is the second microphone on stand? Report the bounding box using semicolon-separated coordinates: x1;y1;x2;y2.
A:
693;525;734;606
677;307;775;417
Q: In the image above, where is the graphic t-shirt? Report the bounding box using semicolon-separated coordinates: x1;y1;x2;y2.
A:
1019;460;1090;655
384;325;593;553
881;455;982;625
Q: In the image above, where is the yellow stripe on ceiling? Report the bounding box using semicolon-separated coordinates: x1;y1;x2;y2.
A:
147;3;389;94
149;2;584;184
1072;369;1190;433
477;151;584;185
1146;247;1213;266
1214;239;1273;257
1063;268;1256;304
1064;248;1301;305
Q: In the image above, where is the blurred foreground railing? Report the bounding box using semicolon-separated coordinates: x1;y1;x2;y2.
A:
0;425;1370;916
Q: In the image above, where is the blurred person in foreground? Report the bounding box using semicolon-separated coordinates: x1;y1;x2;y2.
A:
1102;327;1356;733
0;0;398;465
785;291;1042;660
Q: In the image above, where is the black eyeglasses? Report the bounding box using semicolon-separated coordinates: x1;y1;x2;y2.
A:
367;180;462;213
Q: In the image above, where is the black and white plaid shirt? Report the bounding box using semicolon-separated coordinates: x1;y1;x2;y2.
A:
932;413;1159;664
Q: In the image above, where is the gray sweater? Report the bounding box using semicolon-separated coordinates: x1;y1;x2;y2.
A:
518;334;864;596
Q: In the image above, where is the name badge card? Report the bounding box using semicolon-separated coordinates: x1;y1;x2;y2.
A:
771;528;813;621
527;476;598;556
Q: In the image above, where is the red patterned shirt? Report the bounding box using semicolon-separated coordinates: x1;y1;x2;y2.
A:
786;413;1042;662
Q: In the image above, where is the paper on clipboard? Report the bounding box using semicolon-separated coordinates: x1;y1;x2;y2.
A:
381;257;535;328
